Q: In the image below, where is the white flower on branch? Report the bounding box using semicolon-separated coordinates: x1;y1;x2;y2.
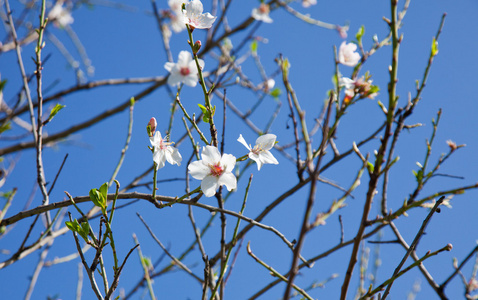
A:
252;3;273;23
302;0;317;8
237;134;279;170
168;0;187;33
150;131;182;170
164;51;204;87
188;146;237;197
182;0;217;30
48;3;74;28
338;41;361;67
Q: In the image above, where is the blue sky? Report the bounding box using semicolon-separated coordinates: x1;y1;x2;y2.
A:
1;0;478;299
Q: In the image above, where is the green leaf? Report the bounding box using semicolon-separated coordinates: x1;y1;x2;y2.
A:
0;79;7;92
48;104;66;122
99;182;108;201
0;122;11;134
80;222;90;240
367;161;374;173
356;25;365;43
270;87;281;98
89;189;106;211
198;104;211;123
250;40;258;54
65;219;81;233
431;37;439;56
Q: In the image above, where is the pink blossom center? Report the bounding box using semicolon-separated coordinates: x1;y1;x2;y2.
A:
209;163;224;177
259;4;269;14
180;67;190;76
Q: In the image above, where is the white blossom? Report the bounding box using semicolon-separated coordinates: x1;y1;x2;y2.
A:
252;3;273;23
168;0;186;32
302;0;317;8
237;134;278;170
338;41;361;67
150;131;182;170
48;3;74;27
188;146;237;197
164;51;204;87
183;0;217;30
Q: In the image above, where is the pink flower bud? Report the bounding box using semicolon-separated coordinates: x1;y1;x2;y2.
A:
193;40;202;55
147;117;157;137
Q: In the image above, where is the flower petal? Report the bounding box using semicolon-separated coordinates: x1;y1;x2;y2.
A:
201;175;219;197
188;160;209;180
166;146;182;166
249;152;263;170
259;150;279;165
178;50;192;65
164;62;175;72
218;172;237;191
201;146;221;165
220;153;236;173
237;134;251;151
255;134;276;150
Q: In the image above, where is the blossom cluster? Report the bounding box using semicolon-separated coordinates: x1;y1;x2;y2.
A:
148;118;278;197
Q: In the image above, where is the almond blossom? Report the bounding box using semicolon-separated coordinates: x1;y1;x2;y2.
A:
168;0;186;33
183;0;217;30
252;3;273;23
164;51;204;87
48;3;74;28
302;0;317;8
150;130;182;170
339;75;378;100
237;134;278;170
338;41;361;67
188;146;237;197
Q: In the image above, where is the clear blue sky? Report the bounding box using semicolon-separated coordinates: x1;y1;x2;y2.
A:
1;0;478;299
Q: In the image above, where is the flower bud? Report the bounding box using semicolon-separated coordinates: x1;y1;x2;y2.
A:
192;40;202;55
147;117;157;137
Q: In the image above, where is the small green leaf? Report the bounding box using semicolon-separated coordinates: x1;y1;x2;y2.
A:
48;104;66;122
332;73;338;88
65;219;81;233
130;97;135;106
198;104;207;114
356;25;365;43
0;122;11;134
0;79;7;92
431;37;439;56
99;182;108;201
270;87;281;98
367;161;374;173
250;40;258;54
89;189;106;211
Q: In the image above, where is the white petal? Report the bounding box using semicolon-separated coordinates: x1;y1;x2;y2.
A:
153;150;166;169
164;62;175;72
183;74;198;87
177;50;192;65
150;131;161;147
339;77;355;89
201;175;219;197
218;172;237;191
220;153;236;173
255;134;276;150
187;0;204;15
259;151;279;165
166;146;182;166
201;146;221;165
167;72;182;86
249;152;263;170
237;134;251;151
196;13;216;28
188;160;209;180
